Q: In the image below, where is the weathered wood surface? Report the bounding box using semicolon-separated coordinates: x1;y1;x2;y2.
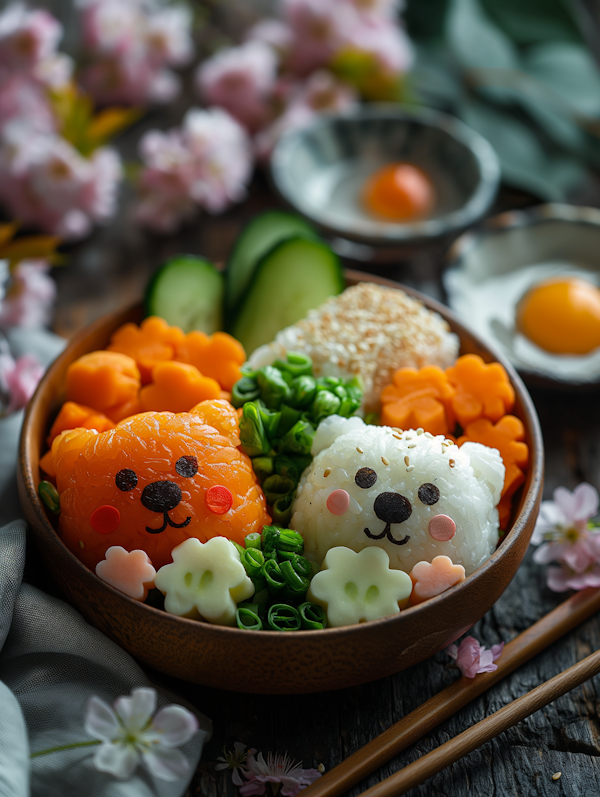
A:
48;121;600;795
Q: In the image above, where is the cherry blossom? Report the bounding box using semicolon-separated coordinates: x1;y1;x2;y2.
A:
446;636;504;679
0;258;56;328
531;483;600;592
0;2;62;73
84;687;198;781
216;742;257;787
239;751;321;797
0;339;43;415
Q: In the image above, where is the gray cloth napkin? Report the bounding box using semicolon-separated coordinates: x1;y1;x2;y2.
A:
0;328;212;797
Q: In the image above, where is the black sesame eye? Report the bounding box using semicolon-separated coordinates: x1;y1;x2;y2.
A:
176;456;198;478
355;467;377;489
116;469;138;492
418;483;440;505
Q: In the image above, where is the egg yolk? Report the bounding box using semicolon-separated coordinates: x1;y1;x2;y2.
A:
362;162;435;222
516;277;600;355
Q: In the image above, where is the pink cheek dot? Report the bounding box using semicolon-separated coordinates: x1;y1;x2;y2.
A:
429;514;456;541
327;489;350;516
91;505;121;534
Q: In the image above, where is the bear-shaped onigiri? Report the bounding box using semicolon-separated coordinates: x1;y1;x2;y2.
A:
290;417;505;575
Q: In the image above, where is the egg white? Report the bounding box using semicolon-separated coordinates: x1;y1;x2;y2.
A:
445;260;600;383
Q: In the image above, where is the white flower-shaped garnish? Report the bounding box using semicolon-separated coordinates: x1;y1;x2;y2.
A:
154;536;254;625
84;687;198;781
308;546;412;627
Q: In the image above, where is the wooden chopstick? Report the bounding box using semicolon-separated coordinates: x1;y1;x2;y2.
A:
359;646;600;797
303;587;600;797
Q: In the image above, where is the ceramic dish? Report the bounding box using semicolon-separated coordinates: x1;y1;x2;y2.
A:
18;271;543;694
444;204;600;390
270;104;500;251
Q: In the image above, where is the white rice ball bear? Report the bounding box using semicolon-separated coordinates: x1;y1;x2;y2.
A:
290;418;505;576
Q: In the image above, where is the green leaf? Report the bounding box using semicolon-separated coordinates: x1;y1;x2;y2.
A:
447;0;519;70
480;0;582;44
523;43;600;116
460;99;586;199
410;45;462;108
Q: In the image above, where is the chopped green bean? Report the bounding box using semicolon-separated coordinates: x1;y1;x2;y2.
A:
231;375;260;408
242;547;265;578
264;558;286;594
39;480;60;514
239;402;271;457
299;602;327;630
244;532;262;550
273;352;312;378
262;525;281;559
279;559;311;594
277;530;304;555
236;607;262;630
256;366;291;409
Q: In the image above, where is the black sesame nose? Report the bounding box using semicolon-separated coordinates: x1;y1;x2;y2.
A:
374;492;412;525
141;481;182;513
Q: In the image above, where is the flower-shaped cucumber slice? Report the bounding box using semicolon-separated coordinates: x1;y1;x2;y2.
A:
155;536;254;625
307;546;412;627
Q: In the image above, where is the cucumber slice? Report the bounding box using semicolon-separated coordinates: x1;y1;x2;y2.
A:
145;255;224;333
231;236;344;355
226;211;316;317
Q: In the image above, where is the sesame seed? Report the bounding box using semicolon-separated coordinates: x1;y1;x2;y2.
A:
417;428;424;435
393;433;403;441
324;468;331;478
449;459;455;468
424;432;434;438
356;446;364;454
407;443;417;449
407;465;414;472
381;456;389;465
552;773;561;781
404;456;410;466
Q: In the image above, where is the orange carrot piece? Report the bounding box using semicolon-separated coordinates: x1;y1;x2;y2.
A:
65;351;141;414
175;330;246;392
498;495;513;531
380;366;455;436
140;361;221;413
190;398;241;444
457;415;529;500
107;316;185;385
446;354;515;427
48;401;115;446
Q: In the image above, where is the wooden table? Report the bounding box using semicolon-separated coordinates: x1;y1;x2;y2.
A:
49;157;600;797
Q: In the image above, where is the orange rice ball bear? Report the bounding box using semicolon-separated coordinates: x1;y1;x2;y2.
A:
49;399;270;570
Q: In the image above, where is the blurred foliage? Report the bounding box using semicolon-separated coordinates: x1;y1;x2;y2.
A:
0;224;62;271
49;84;141;158
405;0;600;199
331;48;414;103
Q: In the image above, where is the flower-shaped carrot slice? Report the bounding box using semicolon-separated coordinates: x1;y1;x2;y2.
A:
107;316;185;385
96;546;156;601
457;415;528;500
47;401;115;446
175;331;246;392
380;365;455;436
446;354;515;427
409;555;465;605
66;351;141;415
190;398;241;444
140;361;221;413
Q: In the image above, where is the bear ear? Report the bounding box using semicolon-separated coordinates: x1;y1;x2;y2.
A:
50;427;100;478
460;441;505;506
189;399;240;445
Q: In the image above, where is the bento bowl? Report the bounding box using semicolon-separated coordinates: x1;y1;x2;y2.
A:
18;272;543;694
270;105;500;250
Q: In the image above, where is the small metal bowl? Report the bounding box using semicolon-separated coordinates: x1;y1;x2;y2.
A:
270;104;500;252
444;204;600;390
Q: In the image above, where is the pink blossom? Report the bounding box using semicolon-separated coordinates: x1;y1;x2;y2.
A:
254;101;315;161
530;483;600;591
0;72;56;132
245;18;293;55
446;636;504;679
215;743;256;788
341;0;402;21
34;51;74;88
0;2;62;73
196;41;278;133
282;0;354;75
339;14;413;75
0;259;56;328
294;70;357;113
0;125;122;239
239;751;321;797
77;0;194;106
0;343;44;415
135;108;253;233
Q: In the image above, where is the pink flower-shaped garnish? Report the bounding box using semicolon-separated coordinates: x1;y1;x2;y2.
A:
409;555;465;605
95;546;156;601
446;636;504;679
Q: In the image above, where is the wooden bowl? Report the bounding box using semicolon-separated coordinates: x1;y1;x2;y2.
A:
18;271;543;694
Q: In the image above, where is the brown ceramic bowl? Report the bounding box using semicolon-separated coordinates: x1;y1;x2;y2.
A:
18;271;543;694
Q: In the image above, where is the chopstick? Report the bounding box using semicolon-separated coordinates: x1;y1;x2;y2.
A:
360;646;600;797
303;587;600;797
